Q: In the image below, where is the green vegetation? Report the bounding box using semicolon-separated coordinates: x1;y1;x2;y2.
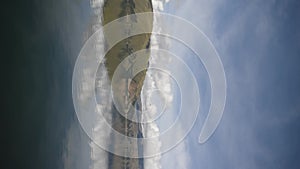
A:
103;0;153;105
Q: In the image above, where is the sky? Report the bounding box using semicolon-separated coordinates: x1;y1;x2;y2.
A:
2;0;300;169
162;0;300;169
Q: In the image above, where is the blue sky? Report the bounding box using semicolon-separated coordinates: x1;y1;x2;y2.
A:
160;0;300;168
